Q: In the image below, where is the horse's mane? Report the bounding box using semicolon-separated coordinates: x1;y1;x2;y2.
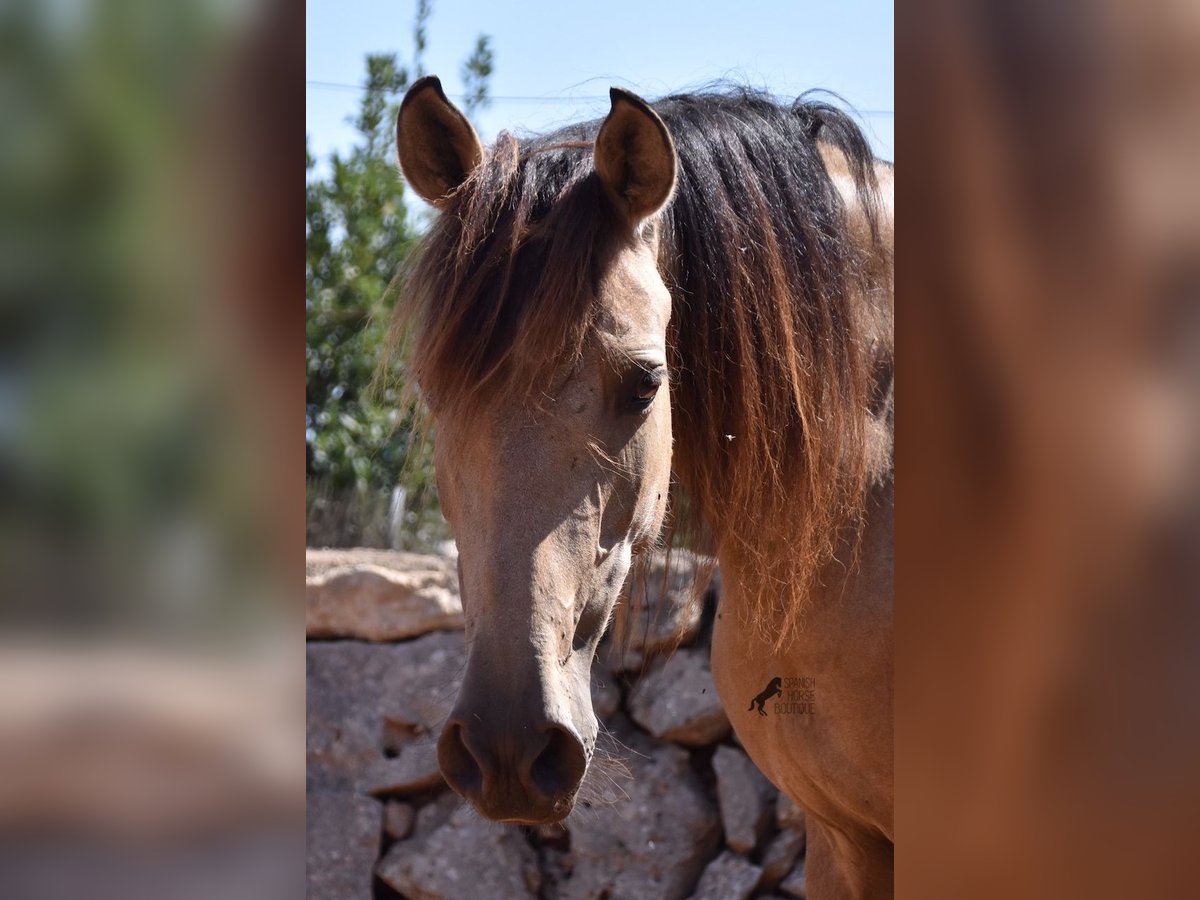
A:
389;86;887;646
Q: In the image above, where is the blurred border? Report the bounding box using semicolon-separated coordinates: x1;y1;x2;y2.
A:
7;0;1199;895
897;0;1199;896
0;0;303;896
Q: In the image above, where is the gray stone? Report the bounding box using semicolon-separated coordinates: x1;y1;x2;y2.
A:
307;632;467;794
412;790;464;839
535;820;570;843
539;845;573;899
366;740;442;796
601;551;715;672
378;633;470;736
776;792;807;833
376;803;541;899
627;648;730;746
556;726;720;900
690;850;763;900
712;745;775;853
306;643;387;792
307;636;472;897
758;827;806;892
578;714;641;808
306;790;380;900
383;801;414;840
590;663;621;720
779;857;808;898
306;562;463;641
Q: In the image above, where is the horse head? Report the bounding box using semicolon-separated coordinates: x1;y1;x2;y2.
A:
396;76;677;824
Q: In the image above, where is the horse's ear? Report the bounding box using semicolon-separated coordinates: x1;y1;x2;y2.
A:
594;87;677;224
397;75;484;208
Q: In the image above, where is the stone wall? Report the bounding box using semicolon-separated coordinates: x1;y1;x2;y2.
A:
307;549;808;900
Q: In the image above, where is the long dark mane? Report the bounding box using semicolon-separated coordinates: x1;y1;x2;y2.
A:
389;87;888;643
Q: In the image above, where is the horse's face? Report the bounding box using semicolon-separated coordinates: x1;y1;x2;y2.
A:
397;78;678;823
432;239;673;823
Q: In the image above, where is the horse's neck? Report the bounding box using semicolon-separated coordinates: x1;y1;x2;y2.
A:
715;148;895;606
823;147;895;484
714;474;894;633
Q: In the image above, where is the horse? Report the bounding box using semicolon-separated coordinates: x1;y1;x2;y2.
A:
390;75;893;898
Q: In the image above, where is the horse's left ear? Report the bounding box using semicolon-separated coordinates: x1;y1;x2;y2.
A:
594;88;677;224
397;75;484;208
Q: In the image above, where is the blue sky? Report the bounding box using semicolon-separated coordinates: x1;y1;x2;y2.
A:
307;0;893;167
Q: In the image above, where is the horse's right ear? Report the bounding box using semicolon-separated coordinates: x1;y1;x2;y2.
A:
397;75;484;208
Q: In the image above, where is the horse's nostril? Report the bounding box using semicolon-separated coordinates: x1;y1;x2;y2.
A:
529;725;587;798
438;722;483;795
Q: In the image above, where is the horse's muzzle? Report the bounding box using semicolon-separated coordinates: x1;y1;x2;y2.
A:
437;715;588;824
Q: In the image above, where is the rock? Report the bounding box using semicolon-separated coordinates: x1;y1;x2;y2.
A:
777;793;807;833
306;563;463;641
581;713;642;808
306;547;456;579
377;633;470;735
712;745;775;853
590;663;621;720
557;726;720;900
366;740;442;796
535;820;570;845
627;648;730;746
539;845;573;898
758;827;807;892
307;633;467;794
601;551;715;672
779;857;808;898
381;717;423;755
383;801;414;841
376;803;541;899
690;850;763;900
306;642;390;791
306;790;380;900
412;790;463;839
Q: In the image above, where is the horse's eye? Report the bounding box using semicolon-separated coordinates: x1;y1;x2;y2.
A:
630;367;665;412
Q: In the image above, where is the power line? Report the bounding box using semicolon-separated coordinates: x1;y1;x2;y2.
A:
304;80;895;117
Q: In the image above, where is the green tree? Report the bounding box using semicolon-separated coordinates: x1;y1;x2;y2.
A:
460;35;494;118
305;6;491;548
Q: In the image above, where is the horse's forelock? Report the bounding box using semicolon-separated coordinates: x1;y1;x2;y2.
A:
392;132;625;423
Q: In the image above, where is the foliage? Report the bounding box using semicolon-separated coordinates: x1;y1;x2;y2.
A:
460;36;494;118
305;5;492;549
1;0;290;633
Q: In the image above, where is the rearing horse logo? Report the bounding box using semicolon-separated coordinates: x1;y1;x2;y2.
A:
748;677;783;716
